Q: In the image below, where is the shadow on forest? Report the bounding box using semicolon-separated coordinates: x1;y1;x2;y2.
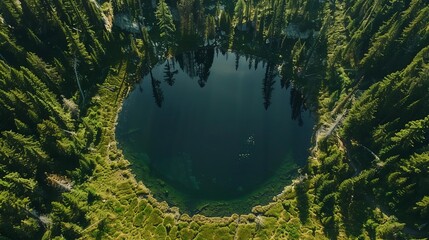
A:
341;192;373;238
296;180;310;224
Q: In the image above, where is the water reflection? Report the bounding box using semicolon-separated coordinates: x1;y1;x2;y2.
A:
290;87;307;126
150;70;164;107
146;47;308;123
117;47;314;215
163;60;178;86
262;62;276;110
114;0;322;216
175;47;215;88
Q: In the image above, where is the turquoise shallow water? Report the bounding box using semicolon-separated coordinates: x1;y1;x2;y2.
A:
116;48;313;215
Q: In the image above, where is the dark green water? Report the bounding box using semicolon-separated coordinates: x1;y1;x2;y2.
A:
116;48;313;215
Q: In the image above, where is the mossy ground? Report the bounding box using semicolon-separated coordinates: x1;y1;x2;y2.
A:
74;59;332;239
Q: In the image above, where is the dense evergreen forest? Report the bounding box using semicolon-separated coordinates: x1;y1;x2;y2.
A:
0;0;428;239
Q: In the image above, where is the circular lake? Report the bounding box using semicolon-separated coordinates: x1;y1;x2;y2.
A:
116;48;314;216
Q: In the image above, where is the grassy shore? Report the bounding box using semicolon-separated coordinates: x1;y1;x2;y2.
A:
76;58;329;239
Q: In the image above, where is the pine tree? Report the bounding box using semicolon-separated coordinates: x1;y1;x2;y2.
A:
155;0;176;51
234;0;245;27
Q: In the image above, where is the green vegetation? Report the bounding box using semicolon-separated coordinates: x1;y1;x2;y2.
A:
0;0;428;239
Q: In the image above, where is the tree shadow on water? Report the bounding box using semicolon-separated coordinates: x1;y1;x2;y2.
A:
296;180;310;224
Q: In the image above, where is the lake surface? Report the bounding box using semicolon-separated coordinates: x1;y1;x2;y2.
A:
116;48;314;215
